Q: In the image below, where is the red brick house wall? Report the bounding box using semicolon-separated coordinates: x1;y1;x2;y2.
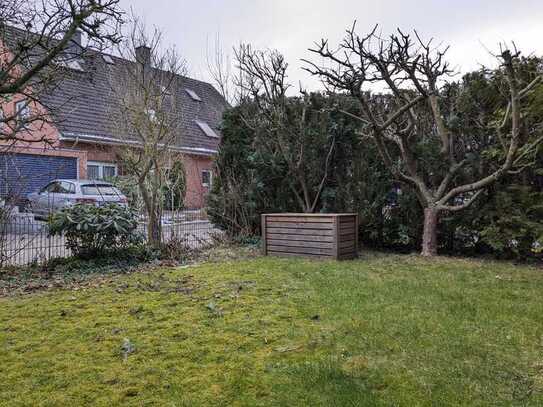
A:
183;154;213;209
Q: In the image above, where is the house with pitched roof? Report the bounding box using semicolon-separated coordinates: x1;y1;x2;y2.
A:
0;27;228;209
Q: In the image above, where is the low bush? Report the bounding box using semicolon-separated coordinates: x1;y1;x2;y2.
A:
158;237;192;262
48;204;144;259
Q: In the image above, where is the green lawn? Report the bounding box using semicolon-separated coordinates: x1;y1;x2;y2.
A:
1;251;542;406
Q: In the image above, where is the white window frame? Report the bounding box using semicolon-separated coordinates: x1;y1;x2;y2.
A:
145;108;157;122
202;169;212;188
15;100;30;124
87;161;118;180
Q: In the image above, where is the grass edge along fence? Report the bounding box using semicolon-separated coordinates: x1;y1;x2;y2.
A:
261;213;358;260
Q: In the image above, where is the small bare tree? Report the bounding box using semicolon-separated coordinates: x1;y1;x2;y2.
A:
304;23;543;256
235;44;336;213
108;20;187;248
0;0;123;147
206;33;234;105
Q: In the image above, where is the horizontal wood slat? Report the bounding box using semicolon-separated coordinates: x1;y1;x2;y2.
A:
266;216;333;223
267;233;334;243
339;222;356;230
267;239;332;249
263;213;358;260
267;245;334;255
267;227;333;236
339;240;355;249
266;221;334;230
339;233;356;241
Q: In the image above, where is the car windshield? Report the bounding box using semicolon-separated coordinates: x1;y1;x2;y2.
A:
81;184;120;196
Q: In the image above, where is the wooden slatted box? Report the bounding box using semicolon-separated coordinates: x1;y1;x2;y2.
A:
261;213;358;260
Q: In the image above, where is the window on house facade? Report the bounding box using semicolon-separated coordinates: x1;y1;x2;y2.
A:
87;165;100;180
103;165;117;179
145;108;157;122
87;161;117;180
202;170;212;188
15;100;30;126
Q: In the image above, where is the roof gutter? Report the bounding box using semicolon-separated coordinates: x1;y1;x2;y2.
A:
59;132;218;157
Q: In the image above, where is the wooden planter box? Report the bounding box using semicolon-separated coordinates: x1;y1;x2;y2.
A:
261;213;358;260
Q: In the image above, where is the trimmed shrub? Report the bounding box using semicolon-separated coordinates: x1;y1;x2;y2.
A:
49;203;143;259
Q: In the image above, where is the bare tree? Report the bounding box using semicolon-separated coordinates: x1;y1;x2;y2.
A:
235;44;336;213
108;19;187;248
0;0;123;147
304;23;543;256
206;33;234;105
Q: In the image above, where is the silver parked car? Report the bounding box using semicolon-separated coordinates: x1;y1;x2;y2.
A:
28;179;128;220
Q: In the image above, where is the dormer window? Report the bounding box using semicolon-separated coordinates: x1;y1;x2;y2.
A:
195;120;219;139
185;88;202;102
57;56;84;71
102;54;115;64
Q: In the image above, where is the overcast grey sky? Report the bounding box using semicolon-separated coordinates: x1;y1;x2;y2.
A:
119;0;543;90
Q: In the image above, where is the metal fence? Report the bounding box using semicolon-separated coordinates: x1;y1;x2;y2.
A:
0;209;219;267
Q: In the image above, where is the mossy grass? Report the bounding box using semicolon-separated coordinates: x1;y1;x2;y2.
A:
1;251;542;405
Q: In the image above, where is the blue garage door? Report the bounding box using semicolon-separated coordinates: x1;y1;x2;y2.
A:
0;153;78;200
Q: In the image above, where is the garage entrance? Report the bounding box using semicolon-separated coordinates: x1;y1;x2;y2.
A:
0;153;78;202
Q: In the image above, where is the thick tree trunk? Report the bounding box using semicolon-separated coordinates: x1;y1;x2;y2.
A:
421;207;439;257
139;182;163;248
147;209;162;248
